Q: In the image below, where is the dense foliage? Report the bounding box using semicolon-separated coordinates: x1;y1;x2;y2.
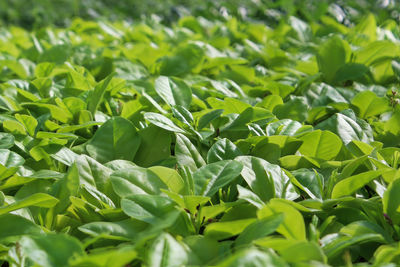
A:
1;0;400;266
1;0;400;29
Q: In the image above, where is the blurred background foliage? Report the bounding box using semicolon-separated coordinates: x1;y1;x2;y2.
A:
0;0;399;30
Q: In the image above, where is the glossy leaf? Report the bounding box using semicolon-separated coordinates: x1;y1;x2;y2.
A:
258;199;306;240
235;156;299;201
86;117;141;163
147;233;188;267
331;169;387;198
19;234;84;267
155;76;192;108
110;166;167;197
193;160;242;197
0;193;58;215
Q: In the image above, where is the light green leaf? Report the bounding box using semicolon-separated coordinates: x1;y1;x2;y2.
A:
258;199;306;240
0;193;58;215
70;246;137;267
331;169;387;198
351;91;390;119
298;130;342;160
149;166;185;194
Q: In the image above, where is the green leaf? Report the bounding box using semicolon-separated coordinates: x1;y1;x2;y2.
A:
317;35;351;83
0;149;24;180
171;105;194;126
155;43;204;76
87;73;115;116
383;178;400;225
316;112;373;144
121;195;175;224
19;233;84;267
148;166;185;194
193;160;243;197
70;246;137;267
79;219;147;240
75;155;113;192
15;114;38;136
197;109;224;129
216;248;288;267
86;117;141;163
291;169;323;199
298;130;342;160
205;218;256;240
48;163;80;218
147;233;188;267
235;156;298;201
340;220;392;243
274;96;309;122
22;103;73;124
257;95;283;111
354;40;399;66
266;119;304;136
183;235;220;265
333;63;370;84
3;120;26;135
163;190;209;211
258;199;306;240
322;233;383;260
331;169;387;198
0;59;28;78
280;241;326;263
110;166;167;197
31;78;52;98
144;112;186;133
237;185;265;209
208;97;251;115
175;133;206;172
207;138;242;163
351;91;390;119
154;76;192;108
0;214;42;241
0;193;58;216
235;214;284;247
134;125;172;167
251;136;303;163
39;44;71;64
0;132;14;149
